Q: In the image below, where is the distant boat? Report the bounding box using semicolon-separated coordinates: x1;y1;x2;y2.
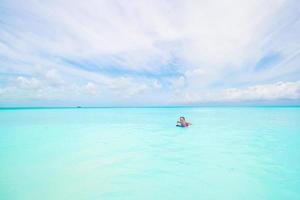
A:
76;106;82;108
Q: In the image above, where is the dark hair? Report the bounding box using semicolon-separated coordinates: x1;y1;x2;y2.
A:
180;116;185;120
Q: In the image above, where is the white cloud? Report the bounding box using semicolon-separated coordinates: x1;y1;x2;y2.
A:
0;73;155;102
1;0;293;70
152;80;162;89
169;76;185;89
221;81;300;101
16;76;42;90
0;0;300;105
44;69;64;86
180;80;300;103
84;82;99;96
126;84;149;98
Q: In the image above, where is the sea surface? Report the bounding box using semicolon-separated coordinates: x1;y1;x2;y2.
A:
0;107;300;200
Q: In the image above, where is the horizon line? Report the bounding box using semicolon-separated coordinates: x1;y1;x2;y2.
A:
1;105;300;110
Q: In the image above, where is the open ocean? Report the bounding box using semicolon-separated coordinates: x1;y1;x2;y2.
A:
0;107;299;200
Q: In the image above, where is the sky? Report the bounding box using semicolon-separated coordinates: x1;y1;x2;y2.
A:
0;0;300;106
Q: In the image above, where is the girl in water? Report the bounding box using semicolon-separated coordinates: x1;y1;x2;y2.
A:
176;117;192;127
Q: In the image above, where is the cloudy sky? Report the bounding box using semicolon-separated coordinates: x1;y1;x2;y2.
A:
0;0;300;106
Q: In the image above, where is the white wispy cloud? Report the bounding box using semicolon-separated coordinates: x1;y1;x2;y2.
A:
181;80;300;103
0;0;300;105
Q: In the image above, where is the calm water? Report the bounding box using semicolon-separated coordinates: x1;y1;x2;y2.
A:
0;107;300;200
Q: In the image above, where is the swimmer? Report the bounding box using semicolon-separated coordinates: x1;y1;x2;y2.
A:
176;116;192;127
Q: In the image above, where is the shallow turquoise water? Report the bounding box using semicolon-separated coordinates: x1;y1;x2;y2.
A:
0;107;300;200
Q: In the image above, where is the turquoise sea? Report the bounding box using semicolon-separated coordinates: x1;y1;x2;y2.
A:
0;107;299;200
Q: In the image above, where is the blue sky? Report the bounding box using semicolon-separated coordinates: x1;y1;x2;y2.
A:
0;0;300;106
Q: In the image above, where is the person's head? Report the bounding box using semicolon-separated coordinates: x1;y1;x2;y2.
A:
180;116;186;122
